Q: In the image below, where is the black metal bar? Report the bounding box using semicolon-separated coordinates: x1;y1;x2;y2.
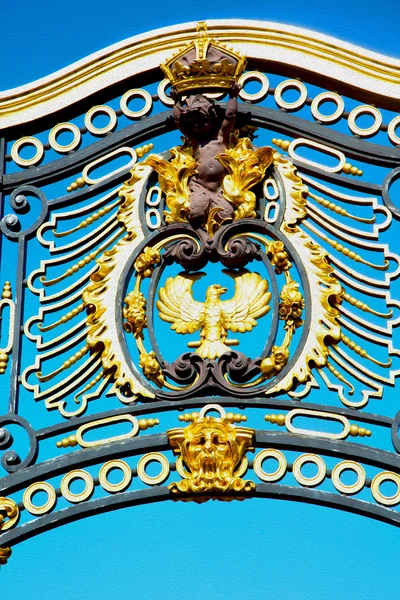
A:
33;396;393;442
2;430;399;496
3;105;398;194
1;481;399;548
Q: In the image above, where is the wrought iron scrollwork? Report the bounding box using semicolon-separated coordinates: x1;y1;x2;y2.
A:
0;415;38;473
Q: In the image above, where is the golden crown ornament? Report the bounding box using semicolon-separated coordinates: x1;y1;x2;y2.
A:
160;22;247;94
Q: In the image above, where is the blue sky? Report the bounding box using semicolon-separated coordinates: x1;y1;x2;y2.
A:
1;1;400;599
1;0;400;91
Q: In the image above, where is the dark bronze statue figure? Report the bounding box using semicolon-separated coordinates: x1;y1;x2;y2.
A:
171;85;240;226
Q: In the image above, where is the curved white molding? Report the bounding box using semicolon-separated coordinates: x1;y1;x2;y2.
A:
1;19;399;129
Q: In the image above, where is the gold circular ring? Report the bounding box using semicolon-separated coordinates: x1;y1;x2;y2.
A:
199;404;226;419
388;115;400;146
311;92;345;123
48;122;81;153
292;453;326;487
137;452;170;485
157;79;174;107
11;137;44;167
23;482;56;515
120;89;153;118
84;105;117;136
61;469;94;503
238;71;269;101
274;80;308;111
348;105;382;137
175;454;191;479
99;460;132;493
371;471;400;506
253;449;287;482
331;460;366;495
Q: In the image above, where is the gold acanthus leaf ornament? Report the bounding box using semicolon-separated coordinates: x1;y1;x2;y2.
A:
157;271;271;360
0;496;19;531
168;405;255;499
144;137;273;227
217;138;274;220
0;546;11;565
143;147;197;223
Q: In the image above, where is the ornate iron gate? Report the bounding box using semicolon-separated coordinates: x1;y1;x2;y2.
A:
1;20;400;564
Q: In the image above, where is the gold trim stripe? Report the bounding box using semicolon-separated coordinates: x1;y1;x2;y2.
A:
1;19;399;128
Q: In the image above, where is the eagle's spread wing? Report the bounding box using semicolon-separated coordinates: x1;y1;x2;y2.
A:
221;272;271;333
157;273;205;334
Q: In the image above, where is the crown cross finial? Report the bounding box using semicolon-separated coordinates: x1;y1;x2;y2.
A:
160;21;247;94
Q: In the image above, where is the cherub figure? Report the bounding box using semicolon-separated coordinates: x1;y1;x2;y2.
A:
172;84;240;227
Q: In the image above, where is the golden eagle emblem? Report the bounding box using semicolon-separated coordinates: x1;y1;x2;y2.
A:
157;272;271;360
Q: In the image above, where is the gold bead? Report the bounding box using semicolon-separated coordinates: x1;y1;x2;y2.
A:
76;177;85;187
67;186;72;192
270;414;277;424
358;427;366;437
276;414;286;426
71;182;78;190
56;441;62;448
343;163;351;174
139;418;148;430
2;282;12;299
349;425;359;436
226;412;234;422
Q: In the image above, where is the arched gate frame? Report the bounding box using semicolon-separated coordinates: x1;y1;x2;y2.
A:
1;20;400;564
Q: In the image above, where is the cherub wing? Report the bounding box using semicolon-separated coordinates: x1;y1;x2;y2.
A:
157;273;205;334
221;272;271;333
